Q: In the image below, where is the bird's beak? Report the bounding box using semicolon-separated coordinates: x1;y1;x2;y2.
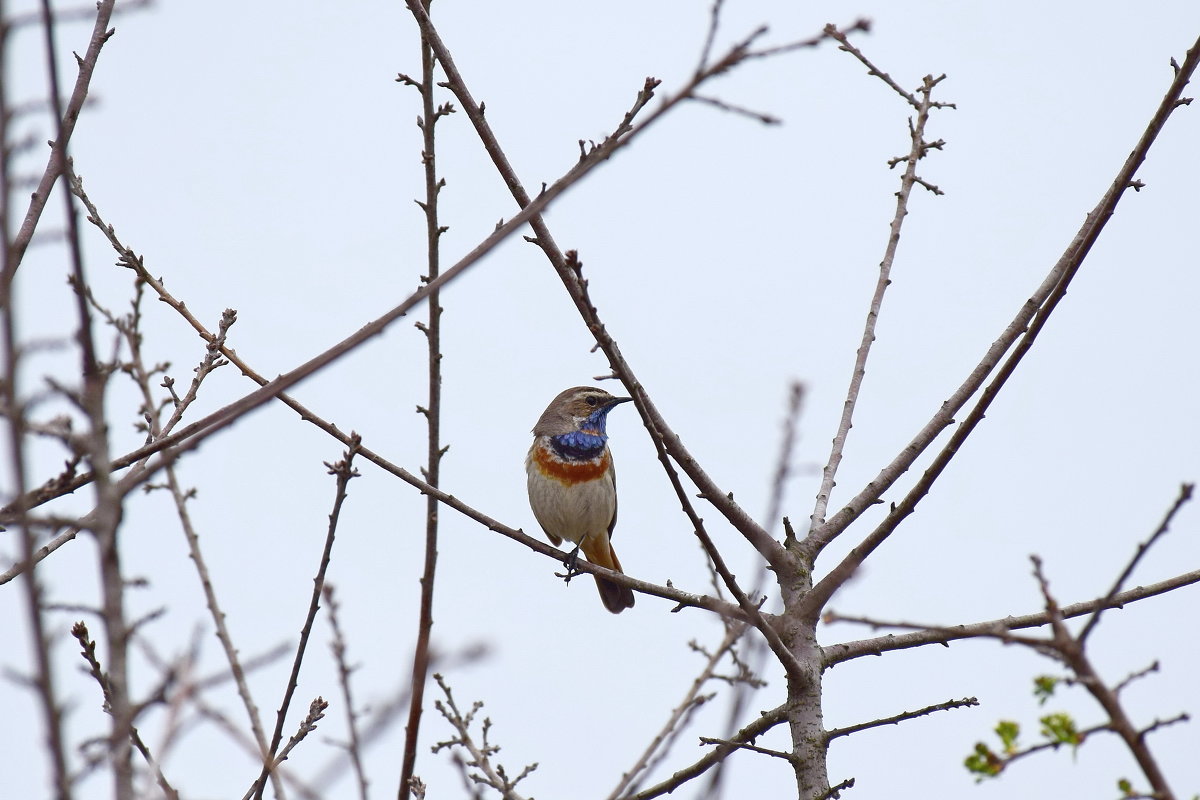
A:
610;396;633;407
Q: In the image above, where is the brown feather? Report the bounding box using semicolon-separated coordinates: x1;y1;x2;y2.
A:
582;535;635;614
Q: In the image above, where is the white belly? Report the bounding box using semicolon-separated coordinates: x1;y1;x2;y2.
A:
527;468;615;545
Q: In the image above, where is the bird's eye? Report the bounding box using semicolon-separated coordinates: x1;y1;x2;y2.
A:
585;395;600;407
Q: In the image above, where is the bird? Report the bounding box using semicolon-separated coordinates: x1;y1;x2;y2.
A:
526;386;636;614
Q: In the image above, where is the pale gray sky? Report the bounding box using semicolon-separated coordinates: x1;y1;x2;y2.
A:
4;1;1199;799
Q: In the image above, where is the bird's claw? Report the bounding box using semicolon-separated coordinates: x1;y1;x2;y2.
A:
562;543;583;584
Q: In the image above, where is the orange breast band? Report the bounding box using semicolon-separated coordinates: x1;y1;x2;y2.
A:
533;444;611;485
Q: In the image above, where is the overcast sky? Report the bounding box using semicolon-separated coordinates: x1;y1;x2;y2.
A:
4;1;1200;799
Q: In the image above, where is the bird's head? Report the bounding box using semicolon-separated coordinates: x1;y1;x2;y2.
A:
533;386;632;437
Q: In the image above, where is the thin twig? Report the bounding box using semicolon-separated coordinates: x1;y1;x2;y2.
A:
323;585;370;800
697;736;793;761
70;622;181;800
825;696;979;741
6;0;115;285
37;1;134;792
1079;483;1194;643
240;698;329;800
823;24;921;108
609;625;749;799
1;182;742;622
695;0;726;76
431;675;532;800
624;705;788;800
809;72;948;532
250;440;361;800
764;382;806;540
131;311;280;796
405;0;862;579
1028;556;1178;800
399;10;450;795
800;37;1200;621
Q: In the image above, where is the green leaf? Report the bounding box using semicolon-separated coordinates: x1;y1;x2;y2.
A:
995;719;1020;753
1033;675;1059;706
1039;712;1082;748
964;742;1004;780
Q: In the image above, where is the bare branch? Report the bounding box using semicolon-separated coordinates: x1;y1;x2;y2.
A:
403;1;862;582
825;696;979;742
801;38;1200;621
624;705;788;800
823;567;1200;665
1027;557;1179;800
609;625;751;798
70;622;181;800
1079;483;1193;643
808;72;949;534
431;675;533;800
5;0;116;285
399;10;451;795
823;23;922;107
322;585;370;800
240;698;329;800
250;439;361;800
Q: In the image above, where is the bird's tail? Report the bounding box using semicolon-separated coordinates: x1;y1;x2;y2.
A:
582;536;635;614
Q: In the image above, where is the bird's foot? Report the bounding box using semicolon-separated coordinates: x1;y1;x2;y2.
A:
562;543;583;584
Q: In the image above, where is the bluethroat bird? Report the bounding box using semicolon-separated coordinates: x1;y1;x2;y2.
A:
526;386;636;614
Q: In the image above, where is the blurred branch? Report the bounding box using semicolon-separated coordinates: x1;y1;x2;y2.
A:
609;624;752;798
105;288;282;797
35;0;135;790
308;641;490;792
624;705;788;800
70;622;180;800
765;382;806;541
322;585;369;800
5;0;115;286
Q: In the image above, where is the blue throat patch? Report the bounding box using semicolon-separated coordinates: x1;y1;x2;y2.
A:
549;406;615;460
583;406;615;435
550;429;607;461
